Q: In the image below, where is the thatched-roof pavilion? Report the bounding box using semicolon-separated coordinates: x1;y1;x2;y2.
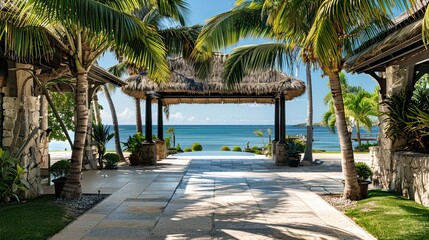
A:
122;54;305;104
121;54;305;165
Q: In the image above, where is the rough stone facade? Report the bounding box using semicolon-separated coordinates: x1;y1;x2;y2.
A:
376;65;409;190
393;152;429;206
141;142;156;165
370;147;429;206
155;140;166;161
1;63;46;198
275;142;287;166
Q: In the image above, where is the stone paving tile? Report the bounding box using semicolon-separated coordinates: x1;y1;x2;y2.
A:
85;227;150;239
50;156;376;240
213;229;275;240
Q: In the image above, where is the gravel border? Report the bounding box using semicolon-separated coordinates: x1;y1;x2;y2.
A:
51;194;108;218
320;194;357;212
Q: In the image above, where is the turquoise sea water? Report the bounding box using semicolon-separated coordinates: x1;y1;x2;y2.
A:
49;125;378;152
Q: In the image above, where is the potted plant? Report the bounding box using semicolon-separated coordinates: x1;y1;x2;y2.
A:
123;133;145;166
92;123;114;169
286;138;305;167
355;162;373;199
50;159;70;198
103;153;120;169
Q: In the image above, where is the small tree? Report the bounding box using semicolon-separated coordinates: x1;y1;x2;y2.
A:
253;129;265;146
166;127;176;148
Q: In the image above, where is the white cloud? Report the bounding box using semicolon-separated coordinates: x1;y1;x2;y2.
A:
205;117;210;121
170;112;185;121
117;107;134;121
187;116;196;121
100;110;112;122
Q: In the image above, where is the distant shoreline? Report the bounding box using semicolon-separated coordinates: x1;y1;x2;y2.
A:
294;122;325;127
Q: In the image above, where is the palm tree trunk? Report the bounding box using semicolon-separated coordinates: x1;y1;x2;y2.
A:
62;70;87;200
356;122;361;148
135;97;143;133
329;71;360;200
173;134;175;148
303;62;313;163
103;85;125;161
93;94;102;125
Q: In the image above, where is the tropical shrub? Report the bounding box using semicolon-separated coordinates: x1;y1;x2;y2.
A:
192;142;203;151
165;136;172;148
92;123;114;169
285;138;306;155
355;162;373;181
176;144;183;152
265;143;272;157
383;90;429;153
122;133;145;157
221;146;230;151
250;146;262;154
50;160;71;180
232;146;242;152
184;147;192;152
0;149;27;203
104;153;120;166
354;143;378;152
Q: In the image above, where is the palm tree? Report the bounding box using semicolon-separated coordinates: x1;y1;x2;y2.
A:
196;0;411;199
263;0;412;200
322;73;378;148
108;5;200;136
344;89;378;148
193;0;316;164
102;84;126;161
2;0;171;199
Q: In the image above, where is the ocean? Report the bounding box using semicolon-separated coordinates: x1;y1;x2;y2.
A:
49;125;379;152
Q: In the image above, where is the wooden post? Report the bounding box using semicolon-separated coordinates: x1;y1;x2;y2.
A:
157;98;164;141
279;95;286;143
145;95;153;143
274;98;279;141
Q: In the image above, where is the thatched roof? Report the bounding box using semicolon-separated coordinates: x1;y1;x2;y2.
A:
346;4;426;72
122;54;305;105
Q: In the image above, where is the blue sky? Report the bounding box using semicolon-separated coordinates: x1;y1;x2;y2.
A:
97;0;378;125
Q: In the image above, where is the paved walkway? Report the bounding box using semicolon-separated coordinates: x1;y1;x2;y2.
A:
49;153;374;240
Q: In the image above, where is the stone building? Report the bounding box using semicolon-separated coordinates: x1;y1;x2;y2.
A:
0;59;123;198
347;6;429;205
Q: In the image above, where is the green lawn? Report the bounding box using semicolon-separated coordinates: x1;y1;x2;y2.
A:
0;195;71;240
345;190;429;240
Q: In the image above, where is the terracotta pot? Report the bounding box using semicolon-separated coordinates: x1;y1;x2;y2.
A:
129;155;140;166
52;177;67;198
287;154;301;167
359;180;371;199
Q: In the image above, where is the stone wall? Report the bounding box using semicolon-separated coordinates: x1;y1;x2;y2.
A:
376;65;409;190
3;96;43;198
393;151;429;206
371;147;429;206
1;64;45;198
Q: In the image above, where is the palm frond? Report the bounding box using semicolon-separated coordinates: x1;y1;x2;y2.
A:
223;42;295;87
194;2;273;60
159;25;201;58
107;61;130;78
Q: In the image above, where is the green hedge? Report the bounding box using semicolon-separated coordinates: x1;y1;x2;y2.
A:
192;142;203;151
232;146;242;152
221;146;230;151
